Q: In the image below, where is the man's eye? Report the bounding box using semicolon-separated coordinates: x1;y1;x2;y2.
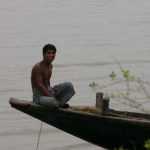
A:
47;51;55;54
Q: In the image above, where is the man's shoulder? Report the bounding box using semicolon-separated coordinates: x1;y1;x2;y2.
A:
32;62;42;71
33;61;41;68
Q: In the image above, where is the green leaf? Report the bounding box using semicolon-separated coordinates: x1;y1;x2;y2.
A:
144;139;150;150
109;71;117;79
122;70;129;78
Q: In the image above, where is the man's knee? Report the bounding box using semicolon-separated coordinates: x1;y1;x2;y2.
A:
65;82;75;91
65;82;73;88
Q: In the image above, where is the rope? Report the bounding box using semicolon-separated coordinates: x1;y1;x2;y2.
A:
36;121;43;150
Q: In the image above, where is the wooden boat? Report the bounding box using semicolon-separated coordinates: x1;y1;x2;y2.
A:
9;97;150;150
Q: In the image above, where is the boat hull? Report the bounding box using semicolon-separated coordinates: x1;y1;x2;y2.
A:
9;98;150;150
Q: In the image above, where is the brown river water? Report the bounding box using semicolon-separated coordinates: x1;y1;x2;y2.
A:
0;0;150;149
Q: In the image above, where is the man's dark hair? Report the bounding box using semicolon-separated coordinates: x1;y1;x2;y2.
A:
42;44;57;55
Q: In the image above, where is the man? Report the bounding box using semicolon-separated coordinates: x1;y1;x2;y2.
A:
31;44;75;108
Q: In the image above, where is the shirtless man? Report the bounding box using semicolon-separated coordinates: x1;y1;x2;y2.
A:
31;44;75;108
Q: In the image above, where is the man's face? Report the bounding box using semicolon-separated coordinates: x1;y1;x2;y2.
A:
43;50;56;63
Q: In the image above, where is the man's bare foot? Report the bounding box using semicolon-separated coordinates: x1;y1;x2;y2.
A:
58;103;70;108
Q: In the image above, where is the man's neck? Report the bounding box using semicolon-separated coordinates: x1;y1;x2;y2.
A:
41;60;51;66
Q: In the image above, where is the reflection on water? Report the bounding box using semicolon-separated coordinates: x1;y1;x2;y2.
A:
0;0;150;150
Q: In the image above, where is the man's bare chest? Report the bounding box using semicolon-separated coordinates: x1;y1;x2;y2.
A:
42;68;52;80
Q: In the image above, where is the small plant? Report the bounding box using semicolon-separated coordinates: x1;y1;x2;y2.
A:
89;60;150;113
144;139;150;150
89;82;98;89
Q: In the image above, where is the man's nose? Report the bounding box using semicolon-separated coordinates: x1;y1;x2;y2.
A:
48;53;55;57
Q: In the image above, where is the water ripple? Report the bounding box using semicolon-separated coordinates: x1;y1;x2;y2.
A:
55;59;150;68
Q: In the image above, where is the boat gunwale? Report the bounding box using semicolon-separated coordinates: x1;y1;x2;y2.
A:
9;98;150;125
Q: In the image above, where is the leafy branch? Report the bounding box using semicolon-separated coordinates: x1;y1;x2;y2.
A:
89;60;150;113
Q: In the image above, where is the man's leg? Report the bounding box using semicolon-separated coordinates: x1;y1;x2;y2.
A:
52;82;75;103
38;96;59;108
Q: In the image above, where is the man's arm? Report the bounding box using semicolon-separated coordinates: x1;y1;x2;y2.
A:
34;68;54;97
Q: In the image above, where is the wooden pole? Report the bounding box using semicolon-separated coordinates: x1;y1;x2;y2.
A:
102;97;110;116
95;92;103;108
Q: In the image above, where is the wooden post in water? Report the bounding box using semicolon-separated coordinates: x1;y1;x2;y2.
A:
95;92;103;108
102;97;110;116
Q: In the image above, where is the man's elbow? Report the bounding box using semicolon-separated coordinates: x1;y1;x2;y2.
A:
37;84;44;91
